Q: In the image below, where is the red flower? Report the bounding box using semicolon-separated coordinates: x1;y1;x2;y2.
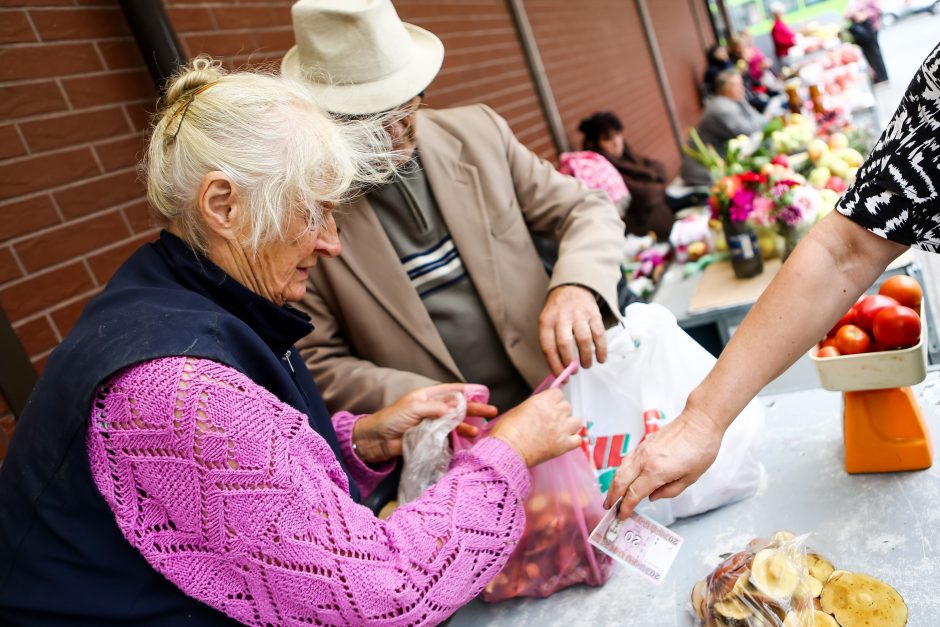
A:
740;171;766;186
715;175;742;198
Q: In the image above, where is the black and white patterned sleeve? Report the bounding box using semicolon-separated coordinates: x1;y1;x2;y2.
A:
837;42;940;252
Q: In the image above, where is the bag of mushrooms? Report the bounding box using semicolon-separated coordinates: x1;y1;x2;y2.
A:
691;531;907;626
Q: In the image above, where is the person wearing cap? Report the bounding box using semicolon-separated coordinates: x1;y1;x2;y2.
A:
284;0;624;417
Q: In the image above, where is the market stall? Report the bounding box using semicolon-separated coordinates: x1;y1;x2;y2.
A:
651;250;940;366
452;371;940;626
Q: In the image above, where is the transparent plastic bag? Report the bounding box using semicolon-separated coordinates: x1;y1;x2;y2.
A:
452;377;614;602
691;531;820;626
397;391;467;505
480;446;614;601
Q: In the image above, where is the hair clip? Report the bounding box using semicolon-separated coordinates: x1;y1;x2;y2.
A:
166;81;218;144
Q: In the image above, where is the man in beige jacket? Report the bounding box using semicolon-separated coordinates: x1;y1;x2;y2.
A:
285;0;624;414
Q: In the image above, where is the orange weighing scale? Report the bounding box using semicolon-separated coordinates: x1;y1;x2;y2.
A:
810;314;932;474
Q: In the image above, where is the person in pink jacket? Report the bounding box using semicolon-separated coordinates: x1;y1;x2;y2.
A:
0;57;583;626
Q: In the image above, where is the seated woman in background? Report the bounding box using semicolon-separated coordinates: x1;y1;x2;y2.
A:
0;58;583;626
680;69;767;187
578;111;675;241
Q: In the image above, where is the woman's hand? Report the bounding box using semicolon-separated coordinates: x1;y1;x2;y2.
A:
352;383;497;464
603;404;724;519
490;389;583;467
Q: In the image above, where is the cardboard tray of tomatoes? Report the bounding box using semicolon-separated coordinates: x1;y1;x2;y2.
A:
810;277;927;392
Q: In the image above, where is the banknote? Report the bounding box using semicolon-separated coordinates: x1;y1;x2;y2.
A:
588;498;683;584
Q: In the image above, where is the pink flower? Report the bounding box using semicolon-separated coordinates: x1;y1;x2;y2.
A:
749;196;775;226
771;181;798;199
790;185;821;223
777;204;803;226
730;189;756;223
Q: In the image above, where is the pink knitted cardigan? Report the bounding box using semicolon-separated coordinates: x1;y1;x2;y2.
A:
87;356;531;625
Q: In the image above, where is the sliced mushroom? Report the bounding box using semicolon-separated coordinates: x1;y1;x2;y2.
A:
820;571;907;627
781;609;837;627
691;579;708;620
725;573;751;600
813;610;840;627
807;575;824;598
805;553;835;583
713;596;751;620
750;549;801;600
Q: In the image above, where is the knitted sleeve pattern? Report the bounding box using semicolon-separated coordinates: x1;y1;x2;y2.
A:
86;356;531;626
330;409;396;499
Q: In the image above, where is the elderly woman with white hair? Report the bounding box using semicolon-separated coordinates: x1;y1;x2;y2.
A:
0;59;582;626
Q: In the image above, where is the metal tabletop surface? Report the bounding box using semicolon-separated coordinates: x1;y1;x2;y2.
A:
451;372;940;626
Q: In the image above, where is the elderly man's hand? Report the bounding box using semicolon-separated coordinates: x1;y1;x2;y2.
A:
539;284;607;376
352;384;497;464
603;405;724;519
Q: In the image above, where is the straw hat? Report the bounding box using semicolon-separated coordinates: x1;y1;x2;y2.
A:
281;0;445;115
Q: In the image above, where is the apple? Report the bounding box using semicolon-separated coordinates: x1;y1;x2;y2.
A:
825;176;847;193
828;132;849;151
838;147;864;168
808;139;829;164
809;167;832;188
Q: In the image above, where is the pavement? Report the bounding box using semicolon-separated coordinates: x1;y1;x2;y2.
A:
873;14;940;328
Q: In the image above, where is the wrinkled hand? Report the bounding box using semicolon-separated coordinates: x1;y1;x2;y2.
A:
603;405;724;519
490;389;582;468
539;285;607;376
353;383;498;464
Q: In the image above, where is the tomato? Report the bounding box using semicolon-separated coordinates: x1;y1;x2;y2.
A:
878;276;923;309
828;308;856;336
872;305;921;348
855;295;900;333
835;324;871;354
817;346;841;358
820;337;838;350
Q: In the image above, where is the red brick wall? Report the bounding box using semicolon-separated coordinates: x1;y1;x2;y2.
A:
649;0;714;138
396;1;556;159
0;2;157;385
523;0;703;176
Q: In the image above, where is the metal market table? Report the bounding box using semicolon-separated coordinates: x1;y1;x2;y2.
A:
451;372;940;626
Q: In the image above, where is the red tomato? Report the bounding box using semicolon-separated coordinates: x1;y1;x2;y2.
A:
820;337;838;350
835;324;871;354
817;346;841;358
828;308;856;336
872;305;921;348
868;340;888;353
855;295;900;332
878;276;923;309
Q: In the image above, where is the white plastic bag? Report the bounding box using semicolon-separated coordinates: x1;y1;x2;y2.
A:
397;392;467;505
565;302;764;526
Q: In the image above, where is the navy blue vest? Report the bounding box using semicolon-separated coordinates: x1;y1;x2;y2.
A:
0;231;358;625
